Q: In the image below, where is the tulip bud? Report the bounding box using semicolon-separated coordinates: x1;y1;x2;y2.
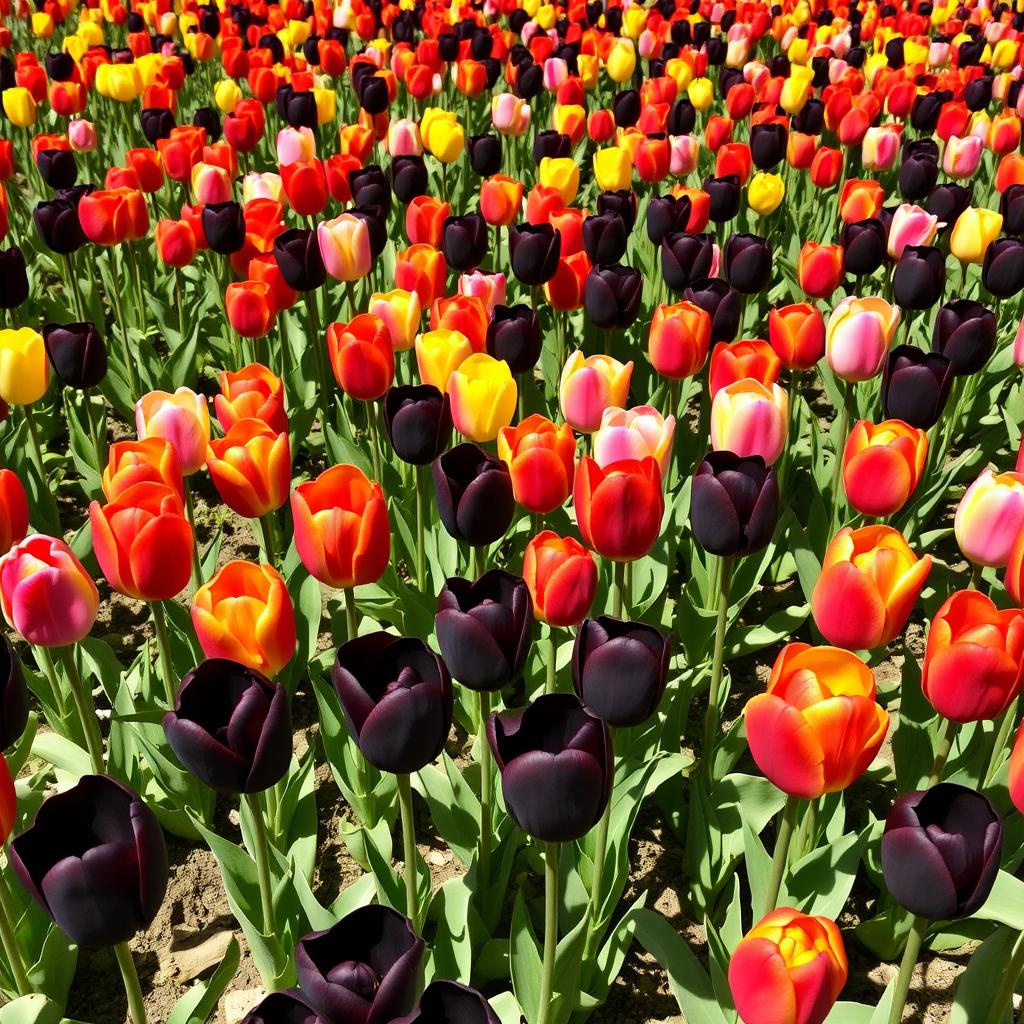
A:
955;469;1024;568
241;993;324;1024
327;314;394;402
826;296;900;382
274;228;328;292
383;385;452;466
691;452;779;557
839;219;887;278
932;300;996;376
41;321;106;389
497;414;574;515
441;213;488;271
433;443;514;546
881;346;953;430
33;199;87;254
892;245;945;310
202;201;246;255
950;208;1003;265
522;532;597;628
583;214;628;264
711;379;788;465
0;248;29;310
661;233;715;293
574;456;663;562
485;304;540;375
0;328;48;406
508;223;561;285
448;354;517;442
842;419;928;518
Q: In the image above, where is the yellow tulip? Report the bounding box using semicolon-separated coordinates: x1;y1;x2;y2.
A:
421;108;465;163
687;77;714;110
415;328;473;391
214;79;243;113
950;208;1004;264
0;329;49;406
314;88;337;125
606;39;636;83
622;5;646;38
2;88;36;128
748;172;785;216
593;146;632;191
31;12;54;37
448;354;517;442
539;157;580;204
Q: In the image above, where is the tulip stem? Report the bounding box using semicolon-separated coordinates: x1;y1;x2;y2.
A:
764;793;800;915
302;290;331;437
537;842;560;1024
21;404;61;531
56;646;105;776
473;546;487;580
396;773;420;932
928;716;959;786
968;561;984;592
63;253;86;322
148;601;177;708
173;268;186;347
545;631;557;695
258;513;277;568
828;381;853;537
366;400;383;483
107;250;140;399
610;559;626;619
113;942;147;1024
988;928;1024;1024
702;555;734;779
415;465;426;592
343;587;358;643
0;868;31;995
886;916;927;1024
983;699;1019;787
33;646;69;724
183;481;204;590
244;792;277;942
478;691;492;884
583;785;612;965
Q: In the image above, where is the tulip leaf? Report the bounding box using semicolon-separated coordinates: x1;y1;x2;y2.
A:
950;924;1018;1024
165;934;240;1024
426;875;479;986
976;870;1024;931
413;754;479;865
742;816;776;923
510;888;543;1024
0;995;63;1024
825;1002;878;1024
788;827;867;921
580;891;646;1009
29;732;90;781
488;990;524;1024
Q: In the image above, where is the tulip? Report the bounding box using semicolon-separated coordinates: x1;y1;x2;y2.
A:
0;469;28;558
797;242;844;299
242;994;323;1024
943;135;984;178
593;406;675;480
11;776;167;948
691;452;779;557
928;184;973;234
838;179;885;223
318;214;372;283
459;272;506;317
509;223;561;286
0;328;48;406
661;233;715;292
842;420;928;518
468;135;502;176
441;214;488;272
583;215;628;265
840;219;887;278
950;208;1003;265
448;354;517;443
395;244;447;308
892;245;945;310
882;784;1001;920
685;278;743;344
295;906;424;1024
0;248;28;310
711;380;787;465
327;314;394;402
880;347;953;431
812;526;932;650
292;464;390;590
405;196;449;248
33;199;87;254
825;297;900;382
648;300;712;379
0;635;29;751
155;219;196;268
955;469;1024;568
368;289;421;354
486;305;541;375
225;281;274;339
41;322;106;390
559;352;633;434
767;303;824;371
415;328;472;392
723;234;772;294
584;265;643;330
136;387;210;476
433;443;514;547
983;238;1024;298
395;981;500;1024
593;147;632;191
932;300;996;376
887;204;939;260
522;532;597;630
729;909;847;1024
574;456;663;563
497;414;575;515
383;385;452;466
709;339;781;399
274;228;328;293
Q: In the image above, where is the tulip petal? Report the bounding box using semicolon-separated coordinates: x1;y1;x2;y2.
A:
811;562;886;650
745;694;826;799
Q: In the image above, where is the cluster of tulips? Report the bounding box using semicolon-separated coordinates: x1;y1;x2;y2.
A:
6;0;1024;1020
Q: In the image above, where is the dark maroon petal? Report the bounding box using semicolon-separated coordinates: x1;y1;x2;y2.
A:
881;825;959;920
358;680;451;774
246;683;294;793
690;472;742;555
129;792;168;929
164;714;251;793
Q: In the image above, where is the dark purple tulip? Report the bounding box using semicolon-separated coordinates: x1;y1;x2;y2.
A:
42;321;107;389
435;570;533;692
140;106;175;144
881;783;1002;920
295;905;424;1024
350;165;391;210
0;634;29;750
391;156;428;205
509;223;561;286
903;138;940;164
10;776;168;948
192;106;222;143
433;443;514;546
584;264;643;330
332;632;452;774
983;238;1024;298
1000;184;1024;237
646;194;691;246
357;76;390;115
964;75;993;111
662;233;715;292
0;248;29;310
724;234;772;295
163;659;292;795
36;149;77;190
611;89;640;127
892;245;945;309
487;693;612;842
932;300;996;376
792;97;824;134
582;214;628;265
33;199;87;254
597;190;637;233
881;346;953;430
284;89;317;130
911;92;943;133
572;617;669;727
668;97;696;135
514;60;542;100
750;122;787;170
927;183;972;235
242;993;325;1024
485;304;541;374
392;981;500;1024
690;452;779;556
44;50;75;81
442;213;488;272
275;228;327;291
467;134;501;177
684;278;742;344
202;201;247;256
382;385;451;465
840;219;887;278
703;174;741;223
532;130;571;164
898;152;938;201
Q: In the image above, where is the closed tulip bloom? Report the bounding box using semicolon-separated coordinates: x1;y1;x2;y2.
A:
843;420;927;518
136;387;210;476
242;993;323;1024
0;470;28;558
748;172;785;217
333;632;452;773
164;659;292;794
862;126;900;171
318;214;372;283
509;223;561;286
368;289;421;353
0;535;98;647
559;352;633;434
882;784;1002;920
950;208;1003;265
0;248;28;310
881;347;953;430
583;214;628;265
711;380;788;465
729;908;847;1024
838;179;885;223
327;314;394;402
812;526;932;651
983;238;1024;298
155;219;197;268
394;244;447;308
661;232;715;292
955;469;1024;568
292;464;390;589
225;281;274;339
192;561;296;678
10;776;167;948
41;321;106;389
3;87;36;127
0;328;48;406
405;196;449;248
709;340;781;399
584;265;643;330
78;187;148;246
486;305;541;375
433;443;514;546
649;300;712;379
435;570;533;690
460;272;506;317
441;213;488;272
825;297;900;383
922;590;1024;724
887;203;939;259
893;245;945;310
295;906;424;1024
90;482;193;601
34;198;87;255
768;303;825;371
943;135;984;179
521;532;595;628
383;385;451;466
724;234;772;294
103;438;184;504
415;328;473;393
690;452;779;557
574;456;663;562
497;414;575;515
215;365;287;436
797;242;844;299
593;405;675;480
593;147;632;191
841;219;888;278
932;300;996;376
448;354;517;443
206;419;290;520
491;94;531;137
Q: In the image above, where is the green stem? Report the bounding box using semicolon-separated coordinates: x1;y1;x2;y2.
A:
148;601;177;707
886;917;927;1024
258;513;277;568
764;794;801;914
702;555;734;778
472;545;486;580
183;479;204;590
988;928;1024;1024
478;690;492;884
610;560;626;619
108;249;140;399
537;842;560;1024
928;716;959;786
344;587;358;643
984;699;1019;787
113;941;147;1024
0;869;30;995
303;290;331;435
366;400;383;482
56;646;105;775
829;381;853;536
173;267;186;348
63;253;85;322
243;792;276;944
582;778;612;963
968;561;984;592
396;773;419;932
415;465;426;591
22;404;61;530
545;631;557;695
33;646;68;722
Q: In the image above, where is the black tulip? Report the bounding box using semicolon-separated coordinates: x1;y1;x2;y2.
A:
899;151;939;201
382;385;452;465
685;278;741;343
966;76;993;112
584;264;643;330
840;219;887;278
572;617;669;727
242;993;325;1024
646;194;691;246
515;60;542;100
390;156;428;205
0;635;29;750
668;97;696;135
433;443;514;546
750;123;787;170
582;213;628;265
141;106;175;144
892;245;945;309
441;213;488;272
0;248;29;310
509;223;560;286
392;981;500;1024
350;165;391;211
793;98;824;135
932;299;996;375
295;905;424;1024
357;75;391;115
33;199;86;254
881;783;1002;920
724;233;773;294
532;130;571;164
467;134;502;177
881;345;953;430
274;228;327;291
193;106;222;143
1000;184;1024;237
690;451;779;556
488;693;612;842
44;50;75;81
42;321;107;388
36;149;77;190
911;92;943;133
435;570;533;691
332;632;452;774
983;238;1024;297
927;183;972;234
597;190;637;233
285;89;318;129
703;174;741;223
662;232;714;292
485;303;541;374
10;775;168;948
611;89;640;127
163;659;292;794
202;201;247;255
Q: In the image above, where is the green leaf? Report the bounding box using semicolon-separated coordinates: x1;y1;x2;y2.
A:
413;754;480;865
510;889;543;1024
825;1002;877;1024
489;991;524;1024
950;925;1018;1024
0;995;63;1024
742;817;775;923
165;935;241;1024
788;828;867;921
427;875;478;985
30;733;90;780
976;870;1024;930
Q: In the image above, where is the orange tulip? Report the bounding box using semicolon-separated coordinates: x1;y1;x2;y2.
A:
767;302;825;371
206;418;290;520
649;300;712;379
842;420;927;518
523;530;598;627
405;195;450;248
214;364;288;436
326;313;395;401
497;414;576;515
838;179;884;222
709;340;781;399
480;174;524;227
394;243;447;308
102;438;184;504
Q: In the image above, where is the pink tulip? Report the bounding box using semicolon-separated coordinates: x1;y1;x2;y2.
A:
317;213;373;282
825;296;900;382
68;119;97;152
593;405;675;480
543;57;569;91
955;469;1024;568
710;379;788;465
559;351;633;433
136;387;211;476
276;125;316;166
943;135;984;178
491;93;531;136
929;41;951;67
192;162;232;204
862;126;900;171
670;135;700;177
887;204;939;259
387;118;423;157
459;271;506;315
0;535;99;647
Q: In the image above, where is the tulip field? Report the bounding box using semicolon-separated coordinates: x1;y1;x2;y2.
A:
9;0;1024;1023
